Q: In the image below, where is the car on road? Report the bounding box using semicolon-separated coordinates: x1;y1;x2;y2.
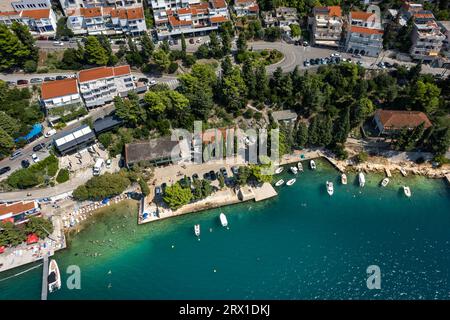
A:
21;159;30;168
56;75;67;80
352;53;362;58
203;171;211;180
30;78;43;84
192;173;199;180
17;79;28;85
53;41;64;46
10;150;22;160
173;39;179;45
138;77;149;83
106;159;112;168
209;170;217;181
161;182;167;193
32;143;45;152
189;38;195;44
44;76;55;82
44;129;56;137
384;62;393;68
220;167;228;178
303;60;310;67
0;166;11;175
31;153;40;163
196;38;202;43
148;79;157;86
309;58;316;65
6;81;16;86
302;41;309;46
231;166;239;175
331;53;341;57
155;186;162;196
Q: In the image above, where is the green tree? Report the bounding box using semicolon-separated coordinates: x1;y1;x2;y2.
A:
152;48;171;72
412;80;441;114
139;178;150;196
0;221;26;246
290;24;301;38
220;67;248;113
25;216;54;239
84;36;108;66
11;22;37;62
163;182;193;210
0;25;30;71
0;111;19;136
55;17;74;39
140;32;155;62
181;33;187;58
24;60;37;73
295;122;308;148
0;127;14;155
72;173;131;201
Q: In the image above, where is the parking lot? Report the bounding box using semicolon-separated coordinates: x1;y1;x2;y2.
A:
59;143;110;174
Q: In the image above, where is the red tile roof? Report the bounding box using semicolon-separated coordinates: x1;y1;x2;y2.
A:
375;109;432;130
210;15;229;23
80;7;102;18
351;11;375;21
78;65;131;83
0;9;50;19
0;201;37;218
41;78;78;100
210;0;227;8
315;6;342;17
350;25;384;35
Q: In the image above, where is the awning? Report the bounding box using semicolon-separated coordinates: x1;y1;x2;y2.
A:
0;246;5;254
26;233;39;244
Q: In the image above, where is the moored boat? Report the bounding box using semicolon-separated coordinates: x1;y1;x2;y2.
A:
290;166;298;174
359;172;365;187
403;186;411;197
400;168;407;177
275;179;285;186
275;167;284;174
381;178;389;187
48;259;61;293
297;162;303;171
286;178;296;186
310;160;316;170
219;213;228;227
341;173;347;185
326;181;334;196
194;224;200;237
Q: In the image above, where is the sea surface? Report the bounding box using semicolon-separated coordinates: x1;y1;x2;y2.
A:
1;159;449;300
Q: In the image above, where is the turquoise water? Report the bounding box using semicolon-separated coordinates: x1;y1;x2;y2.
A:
1;160;450;300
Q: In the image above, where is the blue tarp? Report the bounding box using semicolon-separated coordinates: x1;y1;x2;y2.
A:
102;198;110;204
14;123;43;142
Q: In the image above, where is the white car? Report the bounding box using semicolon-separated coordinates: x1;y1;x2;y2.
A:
149;79;157;85
106;159;112;168
331;53;341;57
53;41;64;46
31;153;40;163
44;129;56;138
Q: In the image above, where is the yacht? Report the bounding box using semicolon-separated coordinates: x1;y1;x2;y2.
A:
275;179;285;187
219;213;228;227
310;160;316;170
286;178;296;186
381;178;390;187
297;162;303;171
341;173;347;185
290;166;298;174
48;259;61;293
194;224;200;237
403;186;411;197
275;167;284;174
358;172;365;187
326;181;334;196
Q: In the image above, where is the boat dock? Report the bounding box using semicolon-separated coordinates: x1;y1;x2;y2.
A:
385;168;392;178
41;254;48;300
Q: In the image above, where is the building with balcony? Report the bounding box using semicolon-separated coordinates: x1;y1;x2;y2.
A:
40;78;82;110
345;11;384;57
0;201;40;225
410;11;445;62
0;7;57;35
78;65;135;108
53;124;96;155
262;7;298;28
438;20;450;59
310;6;343;48
152;0;230;40
59;0;143;12
233;0;259;18
373;109;432;135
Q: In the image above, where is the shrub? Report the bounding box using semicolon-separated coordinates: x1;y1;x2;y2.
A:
243;109;254;119
72;173;131;201
24;60;37;73
139;178;150;196
182;54;196;67
56;169;70;183
168;62;179;74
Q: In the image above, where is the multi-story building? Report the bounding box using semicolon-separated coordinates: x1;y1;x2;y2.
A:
263;7;298;28
77;65;135;108
310;6;343;48
438;20;450;59
410;11;445;62
0;201;40;225
233;0;259;18
40;78;82;110
0;7;57;35
345;11;384;57
152;0;230;40
66;5;146;35
59;0;143;12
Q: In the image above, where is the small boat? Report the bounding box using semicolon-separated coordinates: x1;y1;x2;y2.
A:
381;178;389;187
290;166;298;174
48;259;61;293
403;186;411;197
275;167;284;174
310;160;316;170
358;172;365;187
326;181;334;196
219;213;228;227
400;168;407;177
286;178;296;186
341;173;347;185
194;224;200;237
275;179;285;186
297;162;303;171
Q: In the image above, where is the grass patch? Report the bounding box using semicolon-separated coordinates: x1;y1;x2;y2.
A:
7;155;59;189
56;168;70;184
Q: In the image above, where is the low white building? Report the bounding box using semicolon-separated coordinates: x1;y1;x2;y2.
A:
345;11;384;57
78;65;135;108
233;0;259;18
59;0;142;12
40;78;82;110
0;8;57;35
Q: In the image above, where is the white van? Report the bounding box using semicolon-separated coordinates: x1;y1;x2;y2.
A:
44;129;56;138
93;158;104;176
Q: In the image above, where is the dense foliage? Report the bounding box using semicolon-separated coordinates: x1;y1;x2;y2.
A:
72;172;131;201
7;155;59;189
0;217;53;247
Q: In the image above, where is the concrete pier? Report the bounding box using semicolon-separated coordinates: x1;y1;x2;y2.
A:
41;254;48;300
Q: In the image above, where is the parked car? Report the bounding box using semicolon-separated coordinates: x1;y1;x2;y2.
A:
231;166;239;175
161;182;167;192
302;41;309;46
155;186;162;196
44;129;56;137
31;153;40;163
189;38;195;44
17;79;28;85
56;75;67;80
53;41;64;46
30;78;43;84
32;143;45;152
21;159;30;168
6;81;16;86
309;58;316;65
192;173;199;180
10;150;22;160
173;39;179;45
303;60;310;67
0;167;11;175
138;77;149;83
203;172;211;180
44;76;55;82
352;53;362;58
106;159;112;168
209;170;217;181
148;79;157;86
220;167;228;178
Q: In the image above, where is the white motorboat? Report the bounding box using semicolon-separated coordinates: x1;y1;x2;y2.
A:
286;178;296;186
219;213;228;227
341;173;347;185
400;168;407;177
48;259;61;293
297;162;303;171
326;181;334;196
310;160;316;170
403;186;411;197
194;224;200;237
381;178;390;187
275;179;285;186
290;166;298;174
358;172;365;187
275;167;284;174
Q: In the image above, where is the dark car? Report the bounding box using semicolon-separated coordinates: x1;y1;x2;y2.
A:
209;170;217;181
56;75;67;80
44;76;55;82
309;58;315;65
231;166;239;175
138;77;149;83
179;176;191;188
30;78;43;84
384;62;393;68
220;167;228;178
32;143;46;152
155;186;162;196
189;38;195;44
0;166;11;175
314;58;321;65
21;159;30;168
161;182;167;193
17;79;28;85
192;173;199;180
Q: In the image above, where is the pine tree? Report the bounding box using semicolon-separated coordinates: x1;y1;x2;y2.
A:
84;36;108;66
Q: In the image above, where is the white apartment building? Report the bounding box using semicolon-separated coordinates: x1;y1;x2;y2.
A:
233;0;259;18
77;65;135;108
59;0;143;12
345;11;384;57
410;11;445;62
438;20;450;59
11;0;51;11
0;7;57;35
152;0;230;40
66;5;146;35
40;78;82;110
310;6;343;48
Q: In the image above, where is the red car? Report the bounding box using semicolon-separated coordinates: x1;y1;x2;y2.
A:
17;79;28;85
